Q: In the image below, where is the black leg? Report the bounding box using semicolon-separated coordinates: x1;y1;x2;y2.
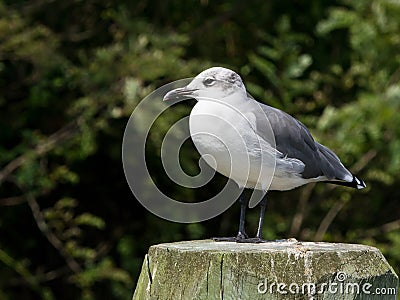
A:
213;192;248;242
236;195;268;243
256;196;267;239
213;192;288;243
214;194;297;243
237;193;249;239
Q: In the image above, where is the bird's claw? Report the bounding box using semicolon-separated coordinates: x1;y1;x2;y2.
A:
213;237;292;243
213;236;268;243
236;237;265;243
212;237;237;242
236;231;249;240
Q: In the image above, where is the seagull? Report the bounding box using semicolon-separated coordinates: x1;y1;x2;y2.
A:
163;67;365;243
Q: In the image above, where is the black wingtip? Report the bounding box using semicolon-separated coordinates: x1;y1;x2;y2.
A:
354;175;366;189
326;175;366;189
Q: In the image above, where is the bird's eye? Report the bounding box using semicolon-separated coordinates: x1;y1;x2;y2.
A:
203;77;216;87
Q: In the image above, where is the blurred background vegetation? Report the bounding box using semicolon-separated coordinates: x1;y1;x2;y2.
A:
1;0;399;299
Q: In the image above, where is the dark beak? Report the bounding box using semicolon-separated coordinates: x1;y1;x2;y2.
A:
163;87;197;101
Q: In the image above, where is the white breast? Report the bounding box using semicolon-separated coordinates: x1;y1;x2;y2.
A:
189;99;277;190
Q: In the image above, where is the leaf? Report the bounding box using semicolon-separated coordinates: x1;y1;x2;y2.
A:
75;213;106;230
316;8;358;35
286;54;312;78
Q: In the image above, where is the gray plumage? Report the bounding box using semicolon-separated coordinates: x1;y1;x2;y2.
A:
163;66;365;242
258;104;355;181
164;66;365;191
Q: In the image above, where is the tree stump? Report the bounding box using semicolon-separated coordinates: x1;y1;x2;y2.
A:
133;240;398;299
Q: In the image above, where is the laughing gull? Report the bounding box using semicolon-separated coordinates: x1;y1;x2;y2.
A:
163;67;366;243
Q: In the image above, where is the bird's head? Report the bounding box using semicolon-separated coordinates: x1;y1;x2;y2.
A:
163;67;247;102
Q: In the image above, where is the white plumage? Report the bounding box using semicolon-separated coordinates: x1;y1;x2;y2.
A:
163;66;365;242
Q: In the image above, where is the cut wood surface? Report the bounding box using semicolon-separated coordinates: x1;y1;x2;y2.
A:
133;240;399;300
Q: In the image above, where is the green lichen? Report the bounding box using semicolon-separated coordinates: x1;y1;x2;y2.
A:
133;240;399;300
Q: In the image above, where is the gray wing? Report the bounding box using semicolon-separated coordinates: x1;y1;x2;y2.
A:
251;102;352;180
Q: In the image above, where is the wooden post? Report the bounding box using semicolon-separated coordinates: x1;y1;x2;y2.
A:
133;240;398;300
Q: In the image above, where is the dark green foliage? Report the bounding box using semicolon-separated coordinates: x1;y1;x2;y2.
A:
0;0;399;299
